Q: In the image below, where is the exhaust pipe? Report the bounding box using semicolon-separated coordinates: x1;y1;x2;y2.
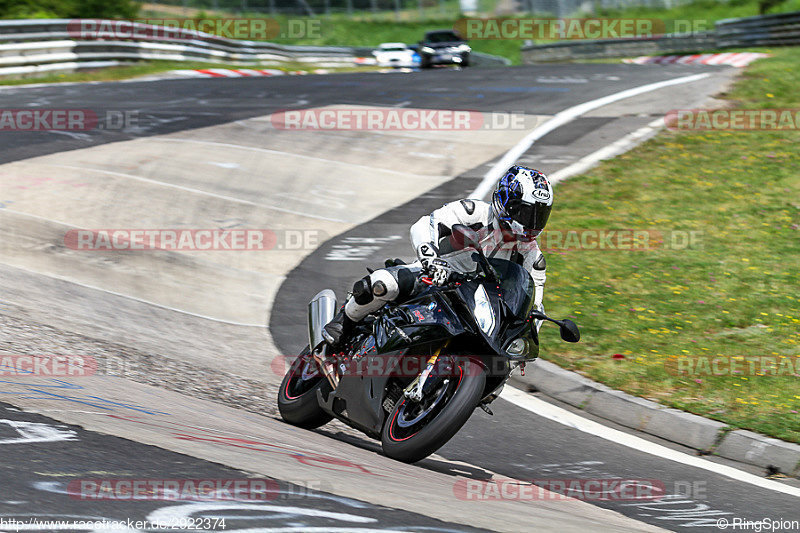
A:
308;289;338;388
308;289;336;351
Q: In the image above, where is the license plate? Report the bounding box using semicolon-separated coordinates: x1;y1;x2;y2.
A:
437;54;452;60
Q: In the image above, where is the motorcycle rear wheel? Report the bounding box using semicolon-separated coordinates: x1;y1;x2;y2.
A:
277;346;333;429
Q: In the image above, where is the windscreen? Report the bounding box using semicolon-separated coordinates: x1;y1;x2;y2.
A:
439;251;534;319
489;258;535;319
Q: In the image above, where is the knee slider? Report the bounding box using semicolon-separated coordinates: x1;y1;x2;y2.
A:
370;270;399;301
352;277;374;305
533;254;546;271
372;281;388;297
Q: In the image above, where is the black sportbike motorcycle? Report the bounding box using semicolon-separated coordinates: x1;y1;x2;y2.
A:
278;225;580;463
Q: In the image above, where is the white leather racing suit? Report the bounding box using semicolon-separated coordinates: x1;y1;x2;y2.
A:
342;199;547;329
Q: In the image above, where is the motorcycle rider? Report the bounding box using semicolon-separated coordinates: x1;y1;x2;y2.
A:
322;165;553;347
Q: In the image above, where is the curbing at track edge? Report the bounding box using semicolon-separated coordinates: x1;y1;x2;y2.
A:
510;359;800;477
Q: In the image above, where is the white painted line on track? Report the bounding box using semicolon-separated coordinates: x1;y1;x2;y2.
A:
148;504;378;523
153;138;449;180
469;73;710;200
45;164;351;224
0;263;270;328
547;118;664;185
0;204;89;231
500;386;800;499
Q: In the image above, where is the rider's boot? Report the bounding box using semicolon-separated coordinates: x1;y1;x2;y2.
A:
322;308;354;347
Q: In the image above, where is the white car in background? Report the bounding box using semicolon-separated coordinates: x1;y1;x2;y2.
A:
373;42;419;68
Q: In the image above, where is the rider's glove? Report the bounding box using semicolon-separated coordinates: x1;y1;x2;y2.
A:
416;242;439;270
429;258;453;286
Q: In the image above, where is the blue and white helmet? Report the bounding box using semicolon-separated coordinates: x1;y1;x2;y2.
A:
492;165;553;237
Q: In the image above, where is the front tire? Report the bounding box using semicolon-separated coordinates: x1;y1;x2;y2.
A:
277;346;333;429
381;358;486;463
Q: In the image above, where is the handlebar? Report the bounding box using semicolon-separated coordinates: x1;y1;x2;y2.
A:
418;266;478;287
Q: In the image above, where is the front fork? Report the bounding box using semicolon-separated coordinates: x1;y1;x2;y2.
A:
403;340;450;402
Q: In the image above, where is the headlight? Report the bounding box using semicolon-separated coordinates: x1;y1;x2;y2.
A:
506;338;528;357
473;285;495;335
505;337;538;360
421;46;435;54
458;44;471;52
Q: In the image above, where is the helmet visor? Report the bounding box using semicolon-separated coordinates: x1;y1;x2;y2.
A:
506;200;551;232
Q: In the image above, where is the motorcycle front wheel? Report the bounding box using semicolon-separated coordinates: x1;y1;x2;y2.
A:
277;346;333;429
381;357;485;463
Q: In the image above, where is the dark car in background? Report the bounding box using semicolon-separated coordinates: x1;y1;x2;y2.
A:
418;30;471;68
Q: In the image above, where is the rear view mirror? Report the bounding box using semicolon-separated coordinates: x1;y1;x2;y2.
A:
559;319;581;343
529;310;581;343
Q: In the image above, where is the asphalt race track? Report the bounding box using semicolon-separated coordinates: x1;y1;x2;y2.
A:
2;63;799;532
0;402;487;532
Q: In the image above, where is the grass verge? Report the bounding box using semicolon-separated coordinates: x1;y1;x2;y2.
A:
538;47;800;443
589;0;800;30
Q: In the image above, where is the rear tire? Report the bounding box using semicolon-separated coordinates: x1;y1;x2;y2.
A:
277;346;333;429
381;358;485;463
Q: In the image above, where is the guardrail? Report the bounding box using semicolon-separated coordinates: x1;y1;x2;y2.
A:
0;19;370;77
522;10;800;63
521;32;716;63
0;19;508;78
716;11;800;47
